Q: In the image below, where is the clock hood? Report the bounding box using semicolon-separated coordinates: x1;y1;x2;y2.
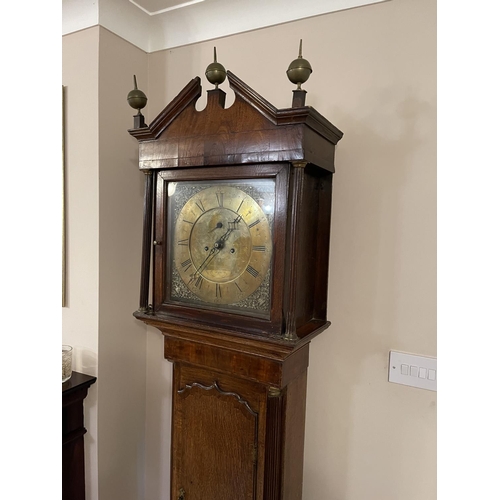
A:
128;72;343;173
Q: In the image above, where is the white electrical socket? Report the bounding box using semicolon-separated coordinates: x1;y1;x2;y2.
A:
388;351;437;392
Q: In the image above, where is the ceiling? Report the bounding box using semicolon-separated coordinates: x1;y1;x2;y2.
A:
62;0;387;53
129;0;205;15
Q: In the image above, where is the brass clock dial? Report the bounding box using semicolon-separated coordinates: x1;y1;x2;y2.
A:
168;180;274;315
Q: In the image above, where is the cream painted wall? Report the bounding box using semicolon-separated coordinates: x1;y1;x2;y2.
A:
62;26;100;500
145;0;437;499
62;26;149;500
97;27;149;500
62;0;436;498
146;0;387;52
63;0;386;52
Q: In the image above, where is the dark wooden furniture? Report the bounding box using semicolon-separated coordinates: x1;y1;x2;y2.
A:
129;71;342;500
62;371;96;500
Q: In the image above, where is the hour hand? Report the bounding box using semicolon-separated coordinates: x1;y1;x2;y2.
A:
208;222;223;233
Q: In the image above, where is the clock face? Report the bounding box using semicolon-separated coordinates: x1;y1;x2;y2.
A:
167;179;275;317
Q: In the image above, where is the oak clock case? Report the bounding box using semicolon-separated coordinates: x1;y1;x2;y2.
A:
128;61;343;500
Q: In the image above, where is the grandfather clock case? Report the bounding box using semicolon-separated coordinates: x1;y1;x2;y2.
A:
129;69;343;500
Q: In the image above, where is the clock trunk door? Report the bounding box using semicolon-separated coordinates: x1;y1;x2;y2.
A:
173;375;259;500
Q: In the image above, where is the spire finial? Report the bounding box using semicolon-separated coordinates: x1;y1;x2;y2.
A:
286;39;313;91
205;47;227;88
127;75;148;128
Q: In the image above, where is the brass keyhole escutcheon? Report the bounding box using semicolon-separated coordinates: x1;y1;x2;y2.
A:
178;487;186;500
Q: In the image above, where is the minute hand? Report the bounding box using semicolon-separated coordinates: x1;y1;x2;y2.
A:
191;246;219;279
190;227;229;279
191;214;242;279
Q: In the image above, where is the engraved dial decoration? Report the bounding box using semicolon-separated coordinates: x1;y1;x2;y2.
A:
168;180;274;315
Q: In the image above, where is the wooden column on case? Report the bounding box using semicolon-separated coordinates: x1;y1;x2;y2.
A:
139;169;154;312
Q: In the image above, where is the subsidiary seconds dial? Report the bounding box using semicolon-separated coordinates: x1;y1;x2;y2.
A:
173;185;273;305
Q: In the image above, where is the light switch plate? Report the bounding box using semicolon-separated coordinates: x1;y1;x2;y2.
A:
388;351;437;391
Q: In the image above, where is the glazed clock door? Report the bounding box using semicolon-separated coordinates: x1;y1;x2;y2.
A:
172;366;265;500
153;163;289;336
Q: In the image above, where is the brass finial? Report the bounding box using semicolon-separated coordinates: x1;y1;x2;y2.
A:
286;39;313;90
127;75;148;114
127;75;148;128
205;47;227;88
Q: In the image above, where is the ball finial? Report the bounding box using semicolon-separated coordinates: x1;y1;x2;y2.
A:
286;39;313;90
127;75;148;114
205;47;227;88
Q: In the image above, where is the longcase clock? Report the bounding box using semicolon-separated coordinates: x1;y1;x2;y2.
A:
128;58;343;500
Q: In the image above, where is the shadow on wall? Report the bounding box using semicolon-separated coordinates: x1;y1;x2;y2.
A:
73;346;98;377
303;85;435;499
329;84;434;338
144;328;174;500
